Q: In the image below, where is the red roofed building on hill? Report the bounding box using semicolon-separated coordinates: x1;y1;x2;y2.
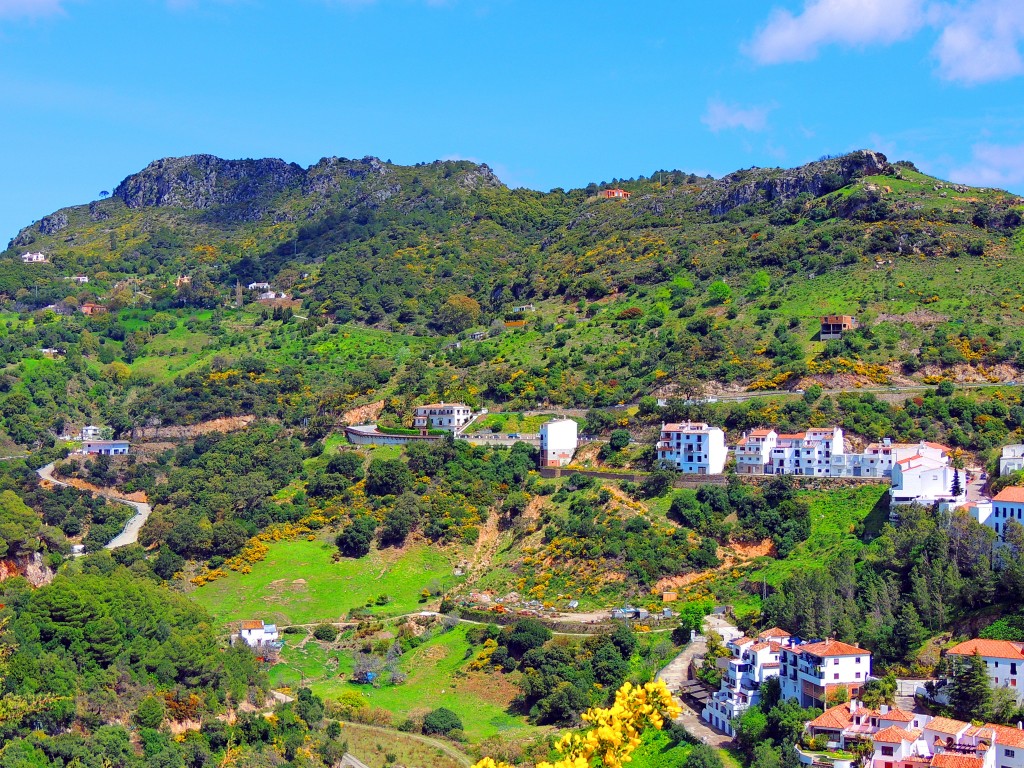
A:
412;402;473;432
598;188;631;200
780;637;872;709
945;638;1024;698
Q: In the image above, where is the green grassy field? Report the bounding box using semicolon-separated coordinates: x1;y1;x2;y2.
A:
468;412;583;434
275;623;534;742
192;537;460;626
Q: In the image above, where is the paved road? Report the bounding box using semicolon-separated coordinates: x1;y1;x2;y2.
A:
656;614;738;747
37;462;152;549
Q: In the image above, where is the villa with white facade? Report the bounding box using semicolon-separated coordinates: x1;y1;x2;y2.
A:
889;454;965;508
735;429;778;475
780;638;872;709
656;422;727;475
412;403;473;432
702;627;791;734
1001;445;1024;477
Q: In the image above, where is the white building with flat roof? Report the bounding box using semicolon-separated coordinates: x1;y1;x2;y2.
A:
1001;445;1024;477
889;454;964;508
779;638;872;709
656;422;727;475
539;418;578;467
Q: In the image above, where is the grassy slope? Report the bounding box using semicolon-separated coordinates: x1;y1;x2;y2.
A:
191;536;458;626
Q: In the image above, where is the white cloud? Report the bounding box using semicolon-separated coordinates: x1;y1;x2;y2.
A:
745;0;1024;84
701;99;774;132
933;0;1024;83
745;0;926;64
949;142;1024;188
0;0;66;19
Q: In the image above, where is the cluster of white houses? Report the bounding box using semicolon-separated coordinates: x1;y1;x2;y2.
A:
657;422;963;507
704;629;1024;768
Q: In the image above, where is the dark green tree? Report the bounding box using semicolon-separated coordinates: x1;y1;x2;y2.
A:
949;652;992;721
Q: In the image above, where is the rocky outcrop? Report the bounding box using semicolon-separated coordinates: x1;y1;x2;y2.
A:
39;212;69;235
113;155;305;212
702;150;893;216
0;552;55;587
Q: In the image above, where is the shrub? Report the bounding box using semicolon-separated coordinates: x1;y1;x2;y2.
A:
313;623;339;642
422;706;463;735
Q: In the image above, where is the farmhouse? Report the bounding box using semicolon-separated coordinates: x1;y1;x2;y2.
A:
21;252;47;263
469;331;487;341
1000;445;1024;476
82;439;129;456
79;302;107;316
412;402;473;432
820;314;858;340
234;620;280;648
599;188;631;199
656;422;727;475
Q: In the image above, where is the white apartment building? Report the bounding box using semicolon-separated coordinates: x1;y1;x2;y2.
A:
889;454;964;508
768;428;843;477
735;429;778;475
539;418;578;467
413;402;473;431
946;639;1024;700
1001;445;1024;477
703;627;790;734
975;487;1024;541
779;638;871;709
656;422;727;475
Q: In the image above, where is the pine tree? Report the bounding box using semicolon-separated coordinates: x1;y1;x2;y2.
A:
951;469;963;498
949;651;992;721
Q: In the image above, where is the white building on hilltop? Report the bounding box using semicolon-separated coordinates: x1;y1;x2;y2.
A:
768;428;843;477
539;418;578;467
656;422;727;475
735;429;778;475
21;252;47;263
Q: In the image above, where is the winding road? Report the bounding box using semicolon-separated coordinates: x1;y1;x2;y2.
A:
36;462;152;549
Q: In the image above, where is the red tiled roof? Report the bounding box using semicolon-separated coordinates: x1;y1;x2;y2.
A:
749;429;775;437
987;724;1024;747
947;639;1024;660
924;442;952;453
240;620;264;630
799;638;868;657
993;487;1024;503
930;755;983;768
882;709;915;723
896;454;924;465
809;704;853;730
759;627;791;639
925;717;971;735
875;726;918;743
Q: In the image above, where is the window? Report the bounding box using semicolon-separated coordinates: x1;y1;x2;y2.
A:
856;657;862;664
856;672;862;679
834;673;840;680
1007;751;1016;758
882;747;894;757
834;659;840;665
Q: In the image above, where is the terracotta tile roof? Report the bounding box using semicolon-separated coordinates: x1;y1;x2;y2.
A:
924;442;952;453
240;620;264;630
993;487;1024;503
799;638;868;657
947;639;1024;659
926;717;971;735
875;726;918;743
896;454;924;465
882;709;916;723
930;755;984;768
987;723;1024;747
737;438;748;446
808;704;853;730
777;432;806;440
749;429;775;437
759;627;791;639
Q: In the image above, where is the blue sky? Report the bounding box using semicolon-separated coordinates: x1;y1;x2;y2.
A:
3;0;1024;242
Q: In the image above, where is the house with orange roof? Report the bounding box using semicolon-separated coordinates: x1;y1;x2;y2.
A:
703;627;792;735
412;402;473;432
767;427;843;477
944;639;1024;700
979;488;1024;545
780;637;872;709
235;619;279;648
657;421;727;475
735;428;778;475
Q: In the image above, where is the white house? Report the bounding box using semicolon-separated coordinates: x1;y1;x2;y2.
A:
259;290;289;300
413;403;473;431
67;275;88;284
779;638;872;709
248;282;271;290
805;700;925;751
21;252;47;263
237;620;280;648
889;454;964;508
80;425;104;440
703;627;791;734
978;487;1024;543
539;418;578;467
82;439;129;456
946;639;1024;701
768;428;843;477
735;429;778;475
1001;446;1024;477
656;422;727;475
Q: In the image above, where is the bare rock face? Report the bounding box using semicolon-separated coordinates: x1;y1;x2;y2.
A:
39;211;69;235
703;150;893;216
0;552;55;587
113;155;304;214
